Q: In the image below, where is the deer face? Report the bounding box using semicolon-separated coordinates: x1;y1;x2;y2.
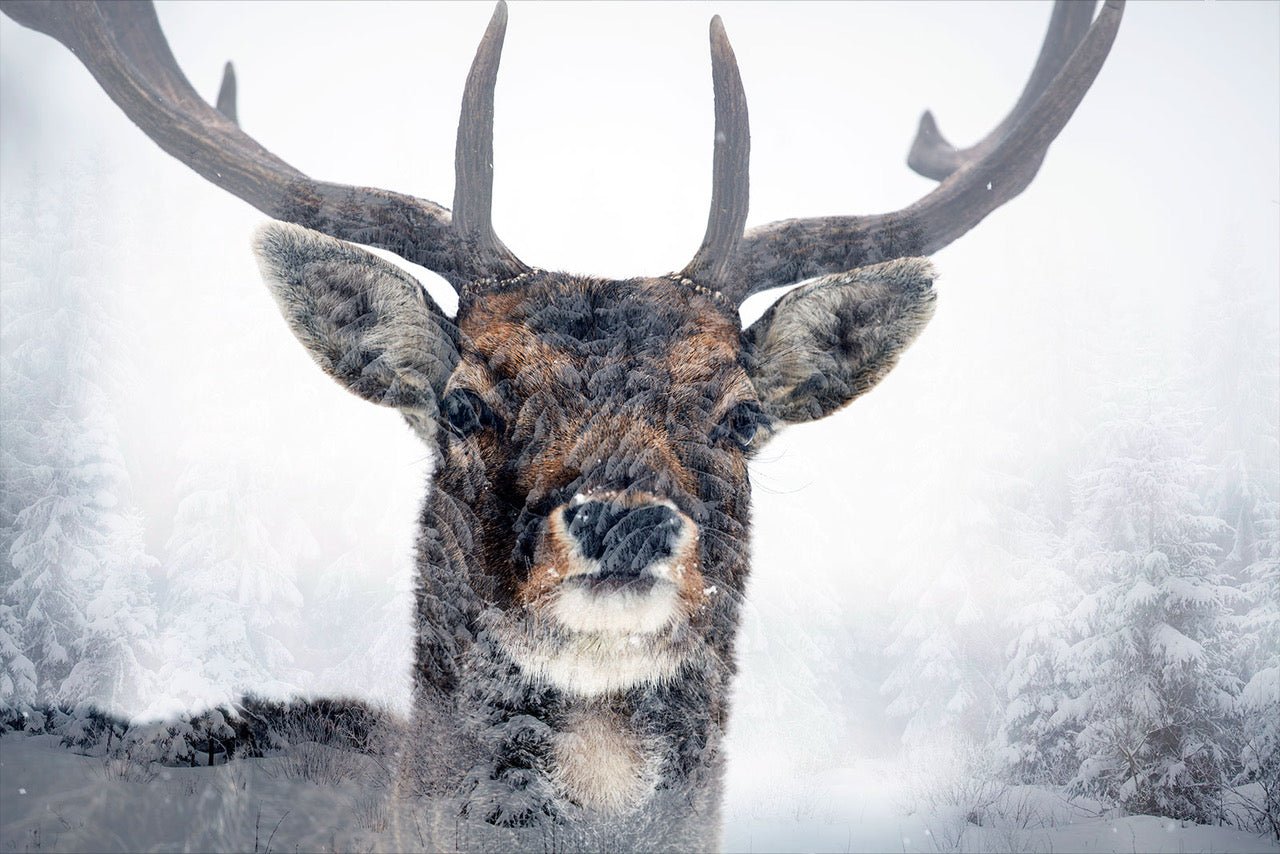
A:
442;275;756;694
254;223;937;695
447;275;751;624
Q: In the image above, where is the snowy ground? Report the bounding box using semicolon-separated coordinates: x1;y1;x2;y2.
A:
2;735;1275;854
724;755;1280;854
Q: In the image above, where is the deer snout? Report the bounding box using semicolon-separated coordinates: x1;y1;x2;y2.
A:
537;495;703;636
561;501;684;580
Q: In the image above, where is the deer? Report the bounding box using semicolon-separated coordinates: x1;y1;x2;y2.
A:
1;0;1123;850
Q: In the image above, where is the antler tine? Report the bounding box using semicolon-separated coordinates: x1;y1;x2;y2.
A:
0;0;489;289
215;61;237;125
725;0;1124;305
681;15;751;292
454;2;527;289
908;0;1096;181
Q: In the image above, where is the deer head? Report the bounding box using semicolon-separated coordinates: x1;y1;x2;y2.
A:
1;0;1123;836
254;211;942;695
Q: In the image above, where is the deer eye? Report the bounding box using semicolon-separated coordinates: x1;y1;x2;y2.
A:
713;401;768;452
441;388;499;438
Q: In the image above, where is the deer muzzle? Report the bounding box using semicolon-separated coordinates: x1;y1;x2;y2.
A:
535;492;703;635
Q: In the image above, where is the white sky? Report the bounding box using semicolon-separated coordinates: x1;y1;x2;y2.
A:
1;1;1278;721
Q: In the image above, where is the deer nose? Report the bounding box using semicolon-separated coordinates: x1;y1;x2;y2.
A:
562;501;684;578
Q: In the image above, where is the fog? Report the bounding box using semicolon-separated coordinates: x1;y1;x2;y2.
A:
1;1;1278;843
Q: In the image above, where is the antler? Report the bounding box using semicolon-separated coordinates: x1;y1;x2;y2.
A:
907;1;1097;182
0;0;527;290
719;0;1125;305
681;16;751;292
453;2;528;286
3;1;1121;302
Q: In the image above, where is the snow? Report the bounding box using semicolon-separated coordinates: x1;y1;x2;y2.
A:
2;735;1274;854
725;759;1280;854
0;734;389;853
1242;666;1279;708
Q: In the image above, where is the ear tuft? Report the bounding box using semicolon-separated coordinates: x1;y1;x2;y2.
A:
743;257;937;424
251;220;458;420
252;221;332;292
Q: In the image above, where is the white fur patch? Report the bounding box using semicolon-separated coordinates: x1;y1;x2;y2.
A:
551;706;656;814
550;578;682;635
506;631;687;698
547;500;695;637
498;495;700;696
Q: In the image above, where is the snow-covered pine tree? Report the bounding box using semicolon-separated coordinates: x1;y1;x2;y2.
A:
302;550;381;688
7;419;110;700
0;191;41;719
287;463;420;710
1;165;159;715
1236;502;1279;838
60;511;159;714
0;601;37;725
1058;385;1241;823
882;547;995;751
0;198;34;560
1186;270;1280;837
994;521;1078;784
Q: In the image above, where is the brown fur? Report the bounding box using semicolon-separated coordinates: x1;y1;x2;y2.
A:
519;509;577;606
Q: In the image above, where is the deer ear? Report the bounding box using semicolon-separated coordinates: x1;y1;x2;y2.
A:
253;221;459;415
742;257;937;424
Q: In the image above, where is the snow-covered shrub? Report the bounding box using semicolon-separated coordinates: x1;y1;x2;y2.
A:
50;702;127;755
264;739;377;787
1235;659;1279;840
101;748;159;783
235;695;388;757
240;697;387;786
0;702;38;734
353;792;390;833
189;708;236;767
902;736;1061;853
904;736;1008;828
122;714;199;767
